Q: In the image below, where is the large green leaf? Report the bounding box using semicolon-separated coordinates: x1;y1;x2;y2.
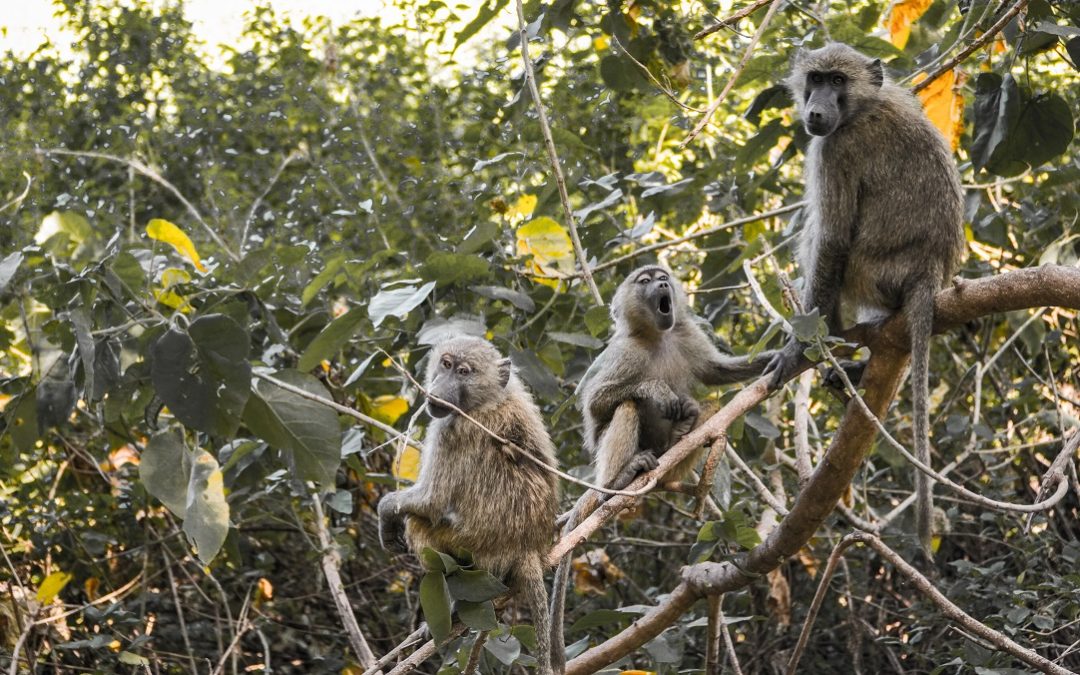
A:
419;572;453;643
183;449;230;565
297;306;367;372
422;252;490;285
458;600;498;632
150;314;251;437
446;569;508;602
243;370;341;485
140;432;190;516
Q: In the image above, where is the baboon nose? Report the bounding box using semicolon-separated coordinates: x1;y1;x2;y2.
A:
808;110;823;121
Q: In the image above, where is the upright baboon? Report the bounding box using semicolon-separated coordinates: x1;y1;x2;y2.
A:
550;265;772;672
763;43;966;556
378;336;559;675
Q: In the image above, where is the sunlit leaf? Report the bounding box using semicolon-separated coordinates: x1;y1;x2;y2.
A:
369;395;409;425
146;218;207;272
368;282;436;328
36;571;72;604
183;450;229;564
119;653;149;666
392;445;421;482
914;69;964;151
886;0;932;49
297;306;367;372
506;193;537;220
141;432;191;516
516;216;575;289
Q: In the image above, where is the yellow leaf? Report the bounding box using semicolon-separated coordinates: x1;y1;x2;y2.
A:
160;267;191;288
506;194;537;221
887;0;932;49
371;395;410;425
392;445;422;482
146;218;207;273
914;69;965;152
154;288;192;312
84;577;100;601
516;216;575;289
256;577;274;606
37;571;72;604
387;569;414;594
594;35;609;51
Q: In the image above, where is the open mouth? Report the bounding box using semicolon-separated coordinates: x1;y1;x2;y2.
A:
657;293;672;316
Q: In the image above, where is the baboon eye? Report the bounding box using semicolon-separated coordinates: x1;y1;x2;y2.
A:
831;74;846;86
456;365;471;376
657;274;668;281
441;357;452;369
638;276;650;284
810;72;824;84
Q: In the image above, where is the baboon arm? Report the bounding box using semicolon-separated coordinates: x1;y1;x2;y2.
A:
595;401;645;488
587;378;678;427
804;178;858;329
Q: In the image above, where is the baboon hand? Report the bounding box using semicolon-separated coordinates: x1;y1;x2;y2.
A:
823;359;866;397
673;396;700;424
376;494;409;554
654;390;687;421
611;451;660;490
763;340;802;391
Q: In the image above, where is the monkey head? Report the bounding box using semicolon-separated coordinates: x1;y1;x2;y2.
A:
786;43;884;137
611;265;686;335
423;336;512;419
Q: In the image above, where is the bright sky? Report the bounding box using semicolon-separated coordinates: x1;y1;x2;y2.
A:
0;0;402;58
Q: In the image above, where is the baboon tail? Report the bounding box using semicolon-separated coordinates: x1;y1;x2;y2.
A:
549;550;570;675
518;555;554;675
908;281;937;558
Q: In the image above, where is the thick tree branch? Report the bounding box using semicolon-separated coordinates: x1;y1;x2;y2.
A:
561;264;1080;674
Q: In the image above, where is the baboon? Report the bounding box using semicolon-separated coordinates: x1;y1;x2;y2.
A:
550;264;773;672
763;43;966;555
378;335;559;675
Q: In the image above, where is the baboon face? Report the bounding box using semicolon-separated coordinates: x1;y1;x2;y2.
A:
790;43;884;137
627;266;677;331
801;69;850;136
425;336;511;419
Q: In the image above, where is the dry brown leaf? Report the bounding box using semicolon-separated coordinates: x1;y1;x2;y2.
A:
572;548;625;596
887;0;933;49
914;68;965;152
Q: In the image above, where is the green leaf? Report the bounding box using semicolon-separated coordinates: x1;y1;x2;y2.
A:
297;306;367;372
422;252;490;285
140;432;191;516
150;314;251;437
454;0;509;52
7;394;39;453
419;572;453;643
583;305;611;337
446;569;509;602
972;73;1019;170
790;309;825;342
0;251;23;294
183;449;230;564
420;548;460;574
458;600;498;631
368;282;436;328
469;285;536;311
118;652;149;666
301;254;345;306
69;305;95;403
987;93;1074;176
569;609;632;632
458;222;500;254
243;370;342;485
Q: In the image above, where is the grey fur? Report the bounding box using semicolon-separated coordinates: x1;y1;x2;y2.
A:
377;336;559;675
765;43;966;556
550;265;772;673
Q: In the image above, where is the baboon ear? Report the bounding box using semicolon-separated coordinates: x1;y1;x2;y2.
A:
867;59;884;87
497;358;512;388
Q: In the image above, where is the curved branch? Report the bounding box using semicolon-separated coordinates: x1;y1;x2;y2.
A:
561;265;1080;674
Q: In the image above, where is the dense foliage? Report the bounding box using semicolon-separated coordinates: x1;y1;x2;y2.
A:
0;0;1078;673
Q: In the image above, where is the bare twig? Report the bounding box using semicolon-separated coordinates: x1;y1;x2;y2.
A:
854;532;1075;675
694;0;776;40
610;33;705;113
682;0;783;147
514;0;603;305
1025;430;1080;532
240;149;305;251
384;625;468;675
311;492;380;671
793;370;814;487
161;548;199;675
0;171;32;215
462;631;489;675
729;442;789;516
718;599;745;675
695;437;728;518
786;535;858;674
363;626;427;675
594;202;804;273
35;148;240;262
912;0;1030;93
743;259;793;333
705;594;722;675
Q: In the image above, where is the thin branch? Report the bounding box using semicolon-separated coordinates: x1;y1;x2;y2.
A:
695;438;728;518
743;259;793;333
786;535;858;674
706;594;722;675
362;626;427;675
728;442;789;516
694;0;776;40
514;0;603;305
240;149;305;251
35;148;240;262
0;171;32;215
682;0;783;147
823;346;1071;515
253;371;416;445
384;625;468;675
854;532;1076;675
311;492;379;671
462;631;489;675
718;599;746;675
912;0;1030;93
610;33;705;113
793;370;814;488
594;202;803;273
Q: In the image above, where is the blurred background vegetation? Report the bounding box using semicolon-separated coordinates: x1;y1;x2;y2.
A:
0;0;1077;672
